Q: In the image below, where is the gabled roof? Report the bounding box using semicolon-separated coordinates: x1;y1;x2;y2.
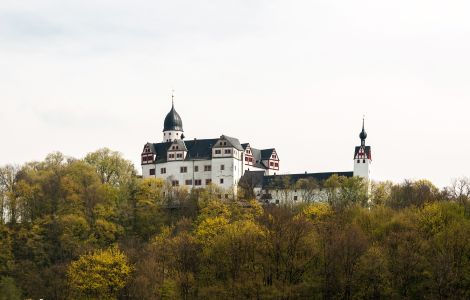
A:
261;149;276;160
185;139;219;160
249;147;267;169
146;138;222;163
169;139;188;151
216;135;244;151
239;170;265;188
263;171;354;189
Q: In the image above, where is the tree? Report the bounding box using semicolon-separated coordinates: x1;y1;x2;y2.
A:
84;148;136;186
295;178;319;203
0;276;22;300
68;247;132;299
0;165;19;223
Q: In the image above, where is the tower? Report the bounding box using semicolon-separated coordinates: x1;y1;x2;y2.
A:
353;118;371;181
162;95;184;142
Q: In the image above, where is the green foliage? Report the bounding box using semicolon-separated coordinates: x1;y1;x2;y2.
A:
0;276;22;300
2;150;470;299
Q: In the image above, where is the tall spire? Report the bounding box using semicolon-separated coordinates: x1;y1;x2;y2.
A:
171;89;175;108
359;116;367;147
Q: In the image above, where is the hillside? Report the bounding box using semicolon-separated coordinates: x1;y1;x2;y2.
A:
1;149;469;299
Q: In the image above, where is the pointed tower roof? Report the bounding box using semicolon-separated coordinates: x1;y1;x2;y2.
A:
163;95;184;132
359;117;367;142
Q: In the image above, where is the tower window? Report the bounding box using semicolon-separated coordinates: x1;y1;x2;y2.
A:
363;159;366;163
357;160;360;163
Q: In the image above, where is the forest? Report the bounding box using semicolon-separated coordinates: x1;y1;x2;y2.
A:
0;148;470;299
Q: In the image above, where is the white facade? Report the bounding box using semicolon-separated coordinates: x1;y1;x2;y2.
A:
353;156;371;181
142;101;372;201
163;130;183;143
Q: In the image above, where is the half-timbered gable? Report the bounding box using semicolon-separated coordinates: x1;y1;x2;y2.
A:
261;148;280;172
141;143;155;165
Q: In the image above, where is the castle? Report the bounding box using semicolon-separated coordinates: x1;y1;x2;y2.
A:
141;100;372;202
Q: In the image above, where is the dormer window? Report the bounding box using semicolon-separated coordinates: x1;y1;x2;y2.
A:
224;149;231;154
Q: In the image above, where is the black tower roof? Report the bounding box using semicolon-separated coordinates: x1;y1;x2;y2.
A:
163;101;183;132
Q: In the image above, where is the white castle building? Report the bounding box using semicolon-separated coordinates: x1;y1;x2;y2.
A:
141;101;372;200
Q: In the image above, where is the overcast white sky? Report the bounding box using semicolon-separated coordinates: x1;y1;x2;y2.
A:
1;0;469;187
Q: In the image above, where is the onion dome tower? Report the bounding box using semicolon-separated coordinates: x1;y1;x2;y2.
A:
353;117;372;181
163;94;184;142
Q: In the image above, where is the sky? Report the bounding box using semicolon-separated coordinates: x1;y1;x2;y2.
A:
0;0;469;188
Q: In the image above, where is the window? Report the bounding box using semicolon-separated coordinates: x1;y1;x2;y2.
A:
224;149;231;154
205;179;212;185
294;196;298;201
177;153;183;158
185;179;192;185
220;178;224;184
363;159;366;163
180;166;187;173
149;168;156;175
225;194;229;199
220;165;225;171
169;154;175;158
172;180;179;187
249;157;253;162
357;159;360;163
245;157;249;161
194;166;199;172
215;149;221;154
195;179;202;186
270;162;274;166
275;163;279;167
160;168;166;174
204;165;212;172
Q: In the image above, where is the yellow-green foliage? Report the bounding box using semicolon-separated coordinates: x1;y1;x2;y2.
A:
301;202;333;222
67;247;132;299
